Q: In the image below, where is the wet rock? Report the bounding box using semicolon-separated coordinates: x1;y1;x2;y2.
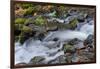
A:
64;16;75;24
85;52;94;60
65;54;72;63
78;55;90;62
53;38;59;41
68;38;81;45
68;8;78;16
48;55;66;64
68;18;79;29
19;26;36;44
36;33;45;41
84;34;94;46
71;56;80;62
30;56;45;64
63;44;76;53
14;29;21;36
86;15;93;22
74;42;85;49
78;49;94;62
15;63;27;66
77;13;87;22
88;20;94;25
24;17;35;26
46;25;58;32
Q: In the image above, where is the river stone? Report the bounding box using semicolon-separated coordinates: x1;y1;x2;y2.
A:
77;13;87;22
30;56;45;64
68;38;81;45
68;8;78;16
48;55;66;64
46;25;58;32
77;49;94;61
84;34;94;46
63;44;76;53
71;56;80;62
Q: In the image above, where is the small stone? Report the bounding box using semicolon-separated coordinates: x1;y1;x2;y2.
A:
68;38;81;45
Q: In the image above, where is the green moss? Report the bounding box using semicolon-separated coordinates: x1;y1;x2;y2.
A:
24;18;34;25
24;7;35;16
14;24;23;30
22;26;32;33
15;25;33;44
20;3;34;9
15;18;26;24
30;56;45;63
63;44;75;53
34;16;47;26
68;18;78;29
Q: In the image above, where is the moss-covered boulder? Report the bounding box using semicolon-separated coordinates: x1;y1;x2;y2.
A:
25;16;47;26
18;26;34;44
63;44;76;53
34;16;47;26
68;18;78;29
15;25;36;44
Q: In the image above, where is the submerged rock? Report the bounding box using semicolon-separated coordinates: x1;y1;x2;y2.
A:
30;56;45;64
68;38;81;45
84;34;94;44
84;34;94;48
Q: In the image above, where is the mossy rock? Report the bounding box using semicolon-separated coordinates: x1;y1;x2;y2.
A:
15;18;26;24
24;18;35;25
23;7;35;16
68;38;80;45
25;16;47;26
68;18;78;29
63;44;76;53
22;26;33;33
16;3;34;9
34;16;47;26
17;26;33;44
30;56;45;64
14;24;23;30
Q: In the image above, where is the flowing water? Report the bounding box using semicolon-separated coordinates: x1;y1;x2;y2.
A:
15;17;94;64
